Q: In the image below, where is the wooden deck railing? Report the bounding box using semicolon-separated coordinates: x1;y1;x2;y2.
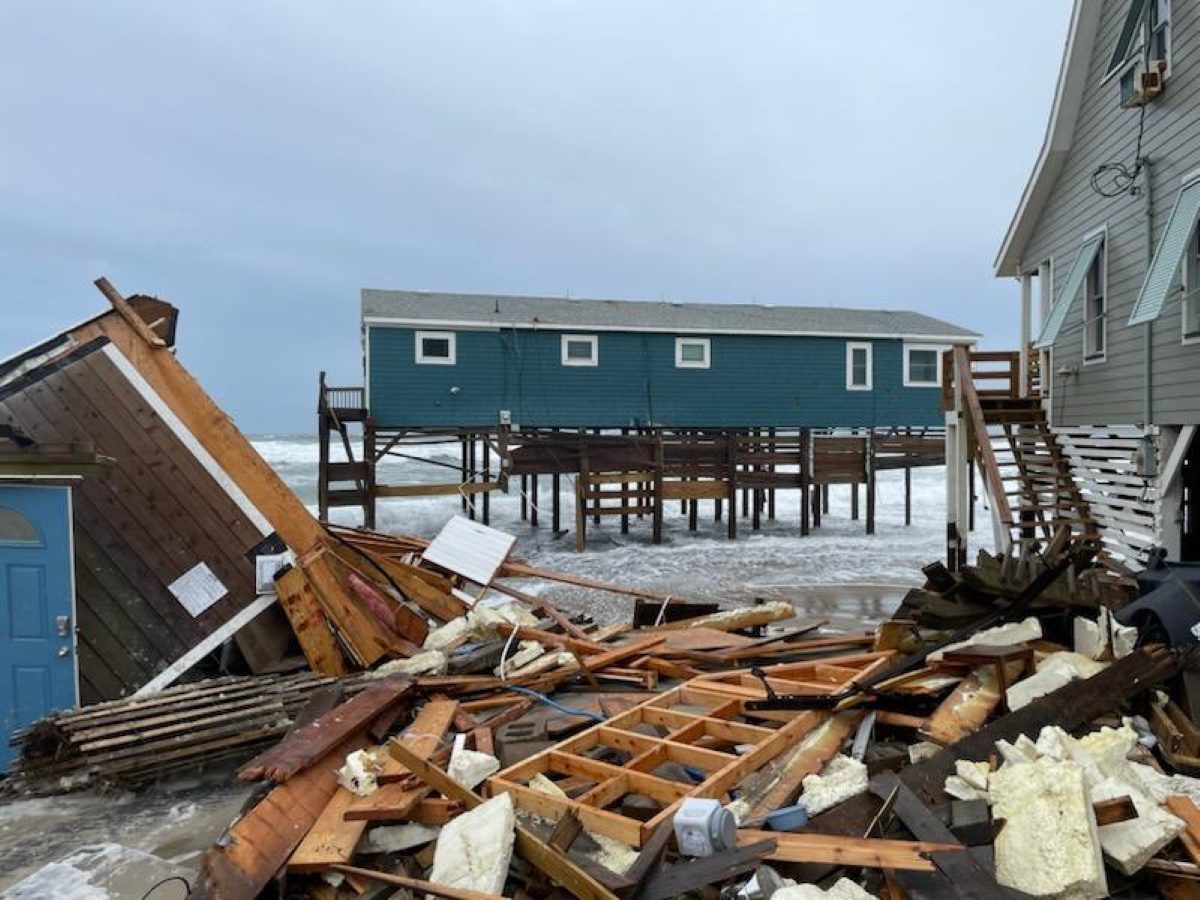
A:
950;345;1013;535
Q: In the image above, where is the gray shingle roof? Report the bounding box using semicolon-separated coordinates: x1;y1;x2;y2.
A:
361;290;980;340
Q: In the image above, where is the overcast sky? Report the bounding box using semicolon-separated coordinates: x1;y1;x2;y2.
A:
2;1;1071;432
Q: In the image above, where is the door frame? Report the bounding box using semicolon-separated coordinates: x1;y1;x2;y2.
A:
0;480;80;708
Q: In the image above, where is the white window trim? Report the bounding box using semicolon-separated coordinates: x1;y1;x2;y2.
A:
415;330;456;365
845;341;873;391
561;334;598;367
1183;224;1200;345
1082;230;1108;365
674;337;711;369
903;343;947;387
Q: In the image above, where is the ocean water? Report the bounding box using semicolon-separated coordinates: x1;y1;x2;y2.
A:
251;434;992;627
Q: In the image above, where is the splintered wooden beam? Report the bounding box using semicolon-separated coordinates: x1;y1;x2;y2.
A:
328;865;507;900
387;739;618;900
237;675;412;782
288;788;365;873
736;830;953;872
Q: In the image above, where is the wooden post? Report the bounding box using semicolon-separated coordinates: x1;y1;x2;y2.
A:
865;431;876;536
850;481;859;520
593;429;602;526
726;433;737;540
460;436;469;513
575;452;588;552
652;435;664;544
318;392;330;523
822;483;830;514
552;472;561;534
621;427;630;535
530;473;539;528
800;428;811;536
904;465;912;526
811;480;822;528
521;474;528;522
481;438;490;526
467;434;477;520
363;422;376;530
768;427;776;520
968;458;976;531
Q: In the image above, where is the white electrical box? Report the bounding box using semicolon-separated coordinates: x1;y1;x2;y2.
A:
673;798;735;857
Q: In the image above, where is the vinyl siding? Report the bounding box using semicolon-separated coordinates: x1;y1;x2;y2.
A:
366;326;946;428
1021;0;1200;427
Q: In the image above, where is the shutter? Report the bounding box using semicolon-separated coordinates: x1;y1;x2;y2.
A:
1129;179;1200;325
1035;233;1104;348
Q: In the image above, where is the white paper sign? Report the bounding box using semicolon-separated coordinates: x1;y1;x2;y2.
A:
169;562;228;617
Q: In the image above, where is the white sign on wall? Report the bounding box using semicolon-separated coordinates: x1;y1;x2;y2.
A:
168;562;228;618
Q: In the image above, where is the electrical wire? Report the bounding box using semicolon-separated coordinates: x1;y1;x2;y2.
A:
498;684;605;721
141;876;190;900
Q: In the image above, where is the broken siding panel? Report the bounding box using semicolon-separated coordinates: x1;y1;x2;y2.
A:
1022;0;1200;426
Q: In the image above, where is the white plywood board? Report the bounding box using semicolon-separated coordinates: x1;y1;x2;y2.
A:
422;515;516;586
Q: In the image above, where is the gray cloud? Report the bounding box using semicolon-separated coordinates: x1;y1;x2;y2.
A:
1;1;1070;431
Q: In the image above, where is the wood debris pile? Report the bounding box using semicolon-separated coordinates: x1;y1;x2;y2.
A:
12;516;1200;900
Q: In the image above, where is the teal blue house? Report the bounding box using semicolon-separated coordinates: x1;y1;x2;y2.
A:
361;291;978;429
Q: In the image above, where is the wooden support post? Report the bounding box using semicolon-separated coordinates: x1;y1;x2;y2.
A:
821;483;830;514
593;428;602;525
768;427;776;520
467;434;477;520
968;457;976;532
521;474;528;521
688;495;698;532
621;428;630;535
318;392;331;523
727;433;738;540
652;435;664;545
800;428;811;536
905;465;912;526
850;481;859;521
865;431;876;536
576;452;588;552
530;473;539;528
552;472;561;533
482;438;490;525
460;437;469;513
364;422;376;530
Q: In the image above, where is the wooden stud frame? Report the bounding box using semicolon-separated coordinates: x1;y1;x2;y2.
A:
691;651;895;702
487;682;826;846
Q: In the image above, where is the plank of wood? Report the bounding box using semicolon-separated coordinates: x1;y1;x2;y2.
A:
274;566;347;676
193;736;363;899
736;830;952;872
359;550;469;622
581;635;666;673
1094;795;1137;827
288;787;366;872
387;738;619;900
237;675;412;782
300;545;409;666
329;864;508;900
1167;795;1200;865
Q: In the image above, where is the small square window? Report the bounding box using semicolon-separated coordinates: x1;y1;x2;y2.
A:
675;337;711;369
416;330;456;365
561;334;598;366
904;346;943;387
846;342;873;391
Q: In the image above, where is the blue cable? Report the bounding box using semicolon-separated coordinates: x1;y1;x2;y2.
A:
502;684;606;722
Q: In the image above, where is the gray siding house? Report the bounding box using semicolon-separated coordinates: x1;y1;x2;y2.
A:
998;0;1200;564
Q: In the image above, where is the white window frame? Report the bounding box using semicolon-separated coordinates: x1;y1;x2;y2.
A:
1183;222;1200;345
415;330;456;365
674;337;711;369
902;344;946;388
1150;0;1172;79
561;334;598;367
1104;0;1172;85
1082;232;1108;365
845;341;873;391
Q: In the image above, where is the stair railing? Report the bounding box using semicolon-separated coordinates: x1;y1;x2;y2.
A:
951;346;1014;543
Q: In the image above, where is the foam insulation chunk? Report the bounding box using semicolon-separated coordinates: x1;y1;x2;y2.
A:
429;792;515;895
469;600;539;640
773;878;876;899
956;759;991;792
372;649;447;676
494;639;545;676
448;747;500;790
931;616;1042;660
1074;607;1137;661
1006;652;1107;712
424;616;470;650
1091;776;1184;875
989;757;1107;899
944;776;988;802
336;748;382;796
907;741;941;764
800;754;868;816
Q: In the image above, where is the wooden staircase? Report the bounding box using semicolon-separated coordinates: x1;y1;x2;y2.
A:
950;348;1096;550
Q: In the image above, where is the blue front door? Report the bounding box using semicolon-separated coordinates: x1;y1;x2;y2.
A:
0;485;76;768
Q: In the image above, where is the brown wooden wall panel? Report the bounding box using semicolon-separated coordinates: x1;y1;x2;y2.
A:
0;341;268;701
